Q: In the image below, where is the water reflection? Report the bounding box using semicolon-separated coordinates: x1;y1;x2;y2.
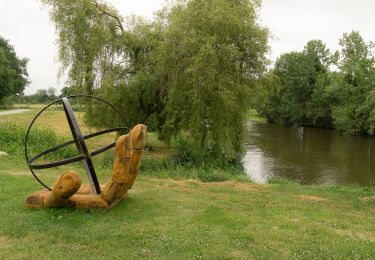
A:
243;121;375;186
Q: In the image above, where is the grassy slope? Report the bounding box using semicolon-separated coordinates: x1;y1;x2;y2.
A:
1;156;375;259
1;106;375;258
246;109;267;123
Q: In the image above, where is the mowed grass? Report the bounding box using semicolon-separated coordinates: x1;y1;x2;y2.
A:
0;105;174;159
1;105;375;258
0;107;96;136
1;156;375;259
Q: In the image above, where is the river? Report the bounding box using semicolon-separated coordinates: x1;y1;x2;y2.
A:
243;121;375;186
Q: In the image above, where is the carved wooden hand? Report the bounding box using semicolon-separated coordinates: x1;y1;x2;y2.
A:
26;124;147;209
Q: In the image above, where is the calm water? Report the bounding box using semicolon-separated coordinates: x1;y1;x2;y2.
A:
243;121;375;186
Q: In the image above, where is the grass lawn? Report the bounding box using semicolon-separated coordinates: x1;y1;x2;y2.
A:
0;107;97;136
0;105;174;160
1;105;375;258
1;155;375;259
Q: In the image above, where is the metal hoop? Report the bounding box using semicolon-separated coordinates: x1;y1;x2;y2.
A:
24;95;130;194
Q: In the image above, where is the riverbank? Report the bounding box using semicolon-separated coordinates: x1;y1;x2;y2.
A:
1;153;375;258
246;109;267;123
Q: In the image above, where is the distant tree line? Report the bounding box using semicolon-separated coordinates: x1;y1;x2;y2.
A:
255;31;375;136
0;36;29;107
15;87;57;104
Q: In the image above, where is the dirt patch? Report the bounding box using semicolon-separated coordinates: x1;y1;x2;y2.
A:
204;181;269;191
0;109;30;116
154;178;269;192
161;179;201;187
334;229;375;242
0;236;13;248
3;171;29;176
297;195;328;202
359;195;375;202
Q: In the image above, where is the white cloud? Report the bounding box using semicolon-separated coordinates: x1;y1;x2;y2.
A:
261;0;375;61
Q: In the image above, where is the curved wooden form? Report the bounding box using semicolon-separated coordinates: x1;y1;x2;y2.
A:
25;124;147;209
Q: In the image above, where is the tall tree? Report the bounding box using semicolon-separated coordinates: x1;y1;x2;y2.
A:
156;0;269;160
331;31;375;134
41;0;125;95
304;40;336;128
43;0;269;162
0;36;29;103
256;40;334;127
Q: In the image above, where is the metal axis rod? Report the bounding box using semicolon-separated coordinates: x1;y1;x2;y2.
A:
62;98;101;195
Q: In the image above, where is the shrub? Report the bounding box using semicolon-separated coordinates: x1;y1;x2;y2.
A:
0;123;76;160
198;169;228;182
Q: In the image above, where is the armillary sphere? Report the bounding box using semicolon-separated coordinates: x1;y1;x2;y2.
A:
24;95;130;195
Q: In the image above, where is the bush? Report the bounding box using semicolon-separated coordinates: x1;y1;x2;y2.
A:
197;169;229;182
0;96;15;109
0;123;76;160
140;156;244;183
171;135;203;166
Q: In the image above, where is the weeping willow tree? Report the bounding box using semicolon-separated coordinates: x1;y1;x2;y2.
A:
42;0;161;128
42;0;269;163
156;0;269;161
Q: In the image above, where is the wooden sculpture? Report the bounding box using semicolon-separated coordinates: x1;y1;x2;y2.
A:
26;124;147;209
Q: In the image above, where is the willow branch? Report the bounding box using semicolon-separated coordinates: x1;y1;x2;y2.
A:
92;0;125;34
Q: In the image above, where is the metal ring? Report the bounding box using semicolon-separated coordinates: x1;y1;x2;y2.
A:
28;127;127;164
24;95;130;193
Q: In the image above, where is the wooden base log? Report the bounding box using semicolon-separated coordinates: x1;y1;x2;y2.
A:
26;189;52;209
124;124;147;190
26;170;81;208
67;194;109;209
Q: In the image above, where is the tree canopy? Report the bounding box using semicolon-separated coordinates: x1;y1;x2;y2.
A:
42;0;269;162
256;31;375;136
255;40;334;127
332;31;375;134
0;36;29;103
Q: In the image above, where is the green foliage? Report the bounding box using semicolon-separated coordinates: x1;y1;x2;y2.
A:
0;122;76;159
0;36;29;104
172;135;205;166
331;31;375;135
155;0;268;161
41;0;124;94
42;0;269;163
256;40;334;127
256;32;375;135
14;87;58;104
139;134;245;182
140;157;244;183
197;169;229;183
0;95;16;108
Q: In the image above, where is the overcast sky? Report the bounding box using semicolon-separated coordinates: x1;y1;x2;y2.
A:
0;0;374;95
